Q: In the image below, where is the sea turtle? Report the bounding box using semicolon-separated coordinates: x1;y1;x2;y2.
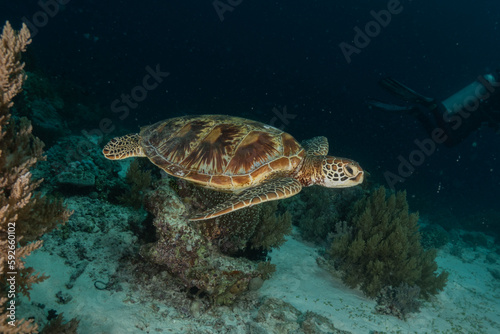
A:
102;115;364;220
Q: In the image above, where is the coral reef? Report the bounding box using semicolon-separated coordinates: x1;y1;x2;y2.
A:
39;313;79;334
449;242;464;259
33;134;128;200
488;267;500;281
432;208;500;237
141;178;291;304
30;195;146;325
251;298;351;334
462;232;489;249
0;21;72;333
485;252;497;264
11;193;145;330
448;230;493;261
328;187;449;299
420;223;450;249
375;283;422;320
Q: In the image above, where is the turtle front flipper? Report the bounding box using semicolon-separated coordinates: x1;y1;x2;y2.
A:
302;136;329;156
189;177;302;221
102;134;146;160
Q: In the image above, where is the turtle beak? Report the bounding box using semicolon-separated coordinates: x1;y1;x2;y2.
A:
345;162;364;185
353;170;364;184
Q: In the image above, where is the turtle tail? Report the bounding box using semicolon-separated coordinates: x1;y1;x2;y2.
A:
102;133;145;160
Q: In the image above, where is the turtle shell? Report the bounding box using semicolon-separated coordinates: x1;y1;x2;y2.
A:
140;115;304;190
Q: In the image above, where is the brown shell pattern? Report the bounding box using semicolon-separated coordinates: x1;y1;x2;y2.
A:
140;115;304;190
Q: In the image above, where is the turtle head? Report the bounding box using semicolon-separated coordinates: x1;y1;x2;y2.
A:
102;133;145;160
319;156;364;188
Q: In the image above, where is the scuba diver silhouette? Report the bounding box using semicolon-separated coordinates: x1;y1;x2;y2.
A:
366;71;500;147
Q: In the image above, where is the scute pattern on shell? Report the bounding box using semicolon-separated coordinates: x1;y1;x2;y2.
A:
140;115;304;189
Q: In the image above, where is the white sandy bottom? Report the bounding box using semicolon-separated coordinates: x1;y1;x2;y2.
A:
22;231;500;334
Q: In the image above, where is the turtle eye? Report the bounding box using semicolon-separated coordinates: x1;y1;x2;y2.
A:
345;165;354;175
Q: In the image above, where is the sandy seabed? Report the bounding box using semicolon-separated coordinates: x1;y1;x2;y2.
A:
20;226;500;334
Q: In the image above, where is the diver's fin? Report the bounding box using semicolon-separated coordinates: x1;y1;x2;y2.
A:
365;98;419;114
379;78;434;105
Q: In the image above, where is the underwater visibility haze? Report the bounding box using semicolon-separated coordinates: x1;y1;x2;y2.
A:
1;0;499;333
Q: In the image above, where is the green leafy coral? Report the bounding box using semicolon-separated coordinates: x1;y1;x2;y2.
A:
329;187;448;299
285;186;364;244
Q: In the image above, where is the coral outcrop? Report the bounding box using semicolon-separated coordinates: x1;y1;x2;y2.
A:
251;298;351;333
174;178;291;256
0;21;73;333
141;177;291;304
328;187;448;300
33;134;127;200
420;223;450;249
375;283;422;320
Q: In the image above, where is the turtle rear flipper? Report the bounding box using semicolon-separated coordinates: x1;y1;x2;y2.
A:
189;177;302;221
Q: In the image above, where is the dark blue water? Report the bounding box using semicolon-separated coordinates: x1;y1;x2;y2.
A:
3;0;500;235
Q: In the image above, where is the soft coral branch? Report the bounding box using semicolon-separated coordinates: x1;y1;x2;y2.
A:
0;21;72;333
